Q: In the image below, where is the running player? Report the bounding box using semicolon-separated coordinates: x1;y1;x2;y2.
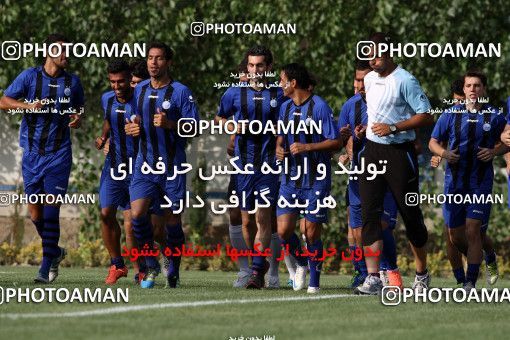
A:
129;59;169;279
431;78;499;286
356;33;433;295
125;41;200;288
0;33;84;283
430;70;507;291
95;59;136;284
217;46;285;289
338;59;401;290
276;63;341;293
217;59;252;287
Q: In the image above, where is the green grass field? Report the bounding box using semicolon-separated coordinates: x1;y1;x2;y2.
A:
1;266;510;340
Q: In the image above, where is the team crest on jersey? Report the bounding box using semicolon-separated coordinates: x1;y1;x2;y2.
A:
270;98;277;107
188;95;195;102
483;123;491;131
162;100;171;109
420;94;426;102
64;87;71;96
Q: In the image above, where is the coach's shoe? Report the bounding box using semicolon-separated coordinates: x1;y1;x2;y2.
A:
140;267;160;289
463;281;475;292
486;261;499;286
266;275;280;289
49;247;67;283
350;270;366;289
165;275;180;288
105;265;128;285
387;269;403;290
233;269;251;288
412;272;431;293
293;265;307;291
355;274;383;295
307;286;320;294
379;270;389;287
34;273;50;284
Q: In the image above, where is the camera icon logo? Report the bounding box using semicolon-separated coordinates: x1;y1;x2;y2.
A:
2;41;21;60
0;193;10;206
381;286;402;306
190;22;205;37
356;41;376;60
405;193;419;206
178;118;198;137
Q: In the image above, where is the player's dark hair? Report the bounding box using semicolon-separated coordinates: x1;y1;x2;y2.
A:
464;70;487;87
42;33;70;62
281;63;317;90
238;57;248;73
44;33;69;45
147;41;173;60
107;59;130;75
245;45;273;66
355;59;371;71
450;77;464;96
368;32;392;45
368;32;392;57
130;59;149;79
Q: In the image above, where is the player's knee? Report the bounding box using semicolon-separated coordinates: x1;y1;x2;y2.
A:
466;227;481;243
165;212;181;225
407;225;428;248
100;208;115;223
130;208;145;221
277;224;292;240
229;208;242;226
361;221;382;246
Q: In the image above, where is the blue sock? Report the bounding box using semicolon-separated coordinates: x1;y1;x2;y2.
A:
39;257;53;279
166;223;184;278
379;255;388;271
381;228;398;270
252;255;265;272
281;233;307;267
485;251;496;265
453;267;465;284
132;216;158;269
32;219;44;238
466;263;480;285
349;245;359;272
111;256;125;269
354;246;368;276
307;239;323;288
40;206;61;279
138;260;147;273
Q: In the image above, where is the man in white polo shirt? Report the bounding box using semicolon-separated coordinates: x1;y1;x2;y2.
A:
355;32;434;295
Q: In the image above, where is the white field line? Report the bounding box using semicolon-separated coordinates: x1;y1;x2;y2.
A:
0;293;369;319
